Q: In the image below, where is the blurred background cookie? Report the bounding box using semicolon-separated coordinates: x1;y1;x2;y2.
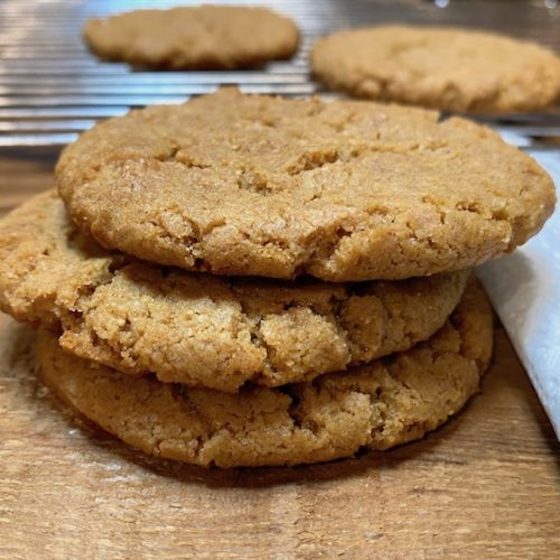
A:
83;5;299;70
311;25;560;113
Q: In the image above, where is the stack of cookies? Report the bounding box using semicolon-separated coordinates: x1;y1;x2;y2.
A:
0;89;555;467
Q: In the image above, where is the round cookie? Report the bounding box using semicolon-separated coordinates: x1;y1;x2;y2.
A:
37;278;494;468
311;25;560;114
0;191;468;392
83;5;299;69
56;88;556;282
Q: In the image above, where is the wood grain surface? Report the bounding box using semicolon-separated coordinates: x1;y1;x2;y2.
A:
0;149;559;560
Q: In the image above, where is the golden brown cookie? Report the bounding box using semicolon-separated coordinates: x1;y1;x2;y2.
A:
37;278;494;468
0;191;468;392
56;89;555;282
83;5;299;69
311;25;560;113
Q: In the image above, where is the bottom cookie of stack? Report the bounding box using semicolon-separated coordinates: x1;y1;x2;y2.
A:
37;278;493;468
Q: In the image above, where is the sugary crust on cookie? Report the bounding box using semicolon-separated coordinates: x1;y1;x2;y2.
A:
83;5;299;69
56;89;556;281
37;278;494;468
0;191;468;392
311;25;560;113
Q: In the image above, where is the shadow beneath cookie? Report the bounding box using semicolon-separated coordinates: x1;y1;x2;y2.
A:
46;402;467;489
2;321;474;489
0;145;61;165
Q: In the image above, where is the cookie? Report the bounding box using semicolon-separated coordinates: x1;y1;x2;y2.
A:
311;25;560;113
37;278;493;468
83;5;298;69
56;89;555;282
0;191;469;392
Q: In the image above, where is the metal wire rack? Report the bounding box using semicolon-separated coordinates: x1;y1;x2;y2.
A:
0;0;559;149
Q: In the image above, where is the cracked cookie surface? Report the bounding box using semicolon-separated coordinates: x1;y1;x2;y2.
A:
56;89;555;281
0;191;468;392
83;5;298;69
37;278;493;468
311;25;560;114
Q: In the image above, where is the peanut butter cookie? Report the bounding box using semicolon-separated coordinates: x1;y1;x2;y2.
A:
311;25;560;113
56;89;555;281
84;5;298;69
37;278;493;468
0;191;468;392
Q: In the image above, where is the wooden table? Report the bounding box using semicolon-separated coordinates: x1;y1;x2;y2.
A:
1;149;559;559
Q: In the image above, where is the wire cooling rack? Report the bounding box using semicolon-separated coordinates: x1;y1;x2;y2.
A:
0;0;559;148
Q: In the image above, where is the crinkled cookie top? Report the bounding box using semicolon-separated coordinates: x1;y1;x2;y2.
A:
57;89;555;281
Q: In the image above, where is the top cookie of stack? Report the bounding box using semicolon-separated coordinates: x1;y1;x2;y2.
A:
56;88;555;282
